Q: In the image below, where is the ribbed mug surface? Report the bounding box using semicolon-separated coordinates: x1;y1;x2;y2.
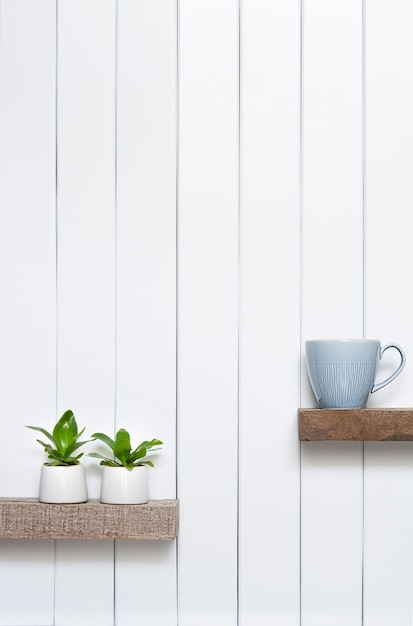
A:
305;339;405;409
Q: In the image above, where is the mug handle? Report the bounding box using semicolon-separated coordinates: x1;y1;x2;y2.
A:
371;343;406;393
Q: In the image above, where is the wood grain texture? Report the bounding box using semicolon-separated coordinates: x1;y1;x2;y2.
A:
299;408;413;441
0;499;179;540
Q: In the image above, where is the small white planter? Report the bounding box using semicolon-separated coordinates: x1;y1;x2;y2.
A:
100;465;148;505
39;464;88;504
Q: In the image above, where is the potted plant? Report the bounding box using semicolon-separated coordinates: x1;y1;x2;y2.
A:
88;428;163;504
26;409;92;504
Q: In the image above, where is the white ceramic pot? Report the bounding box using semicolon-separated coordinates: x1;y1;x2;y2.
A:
100;465;148;505
39;464;88;504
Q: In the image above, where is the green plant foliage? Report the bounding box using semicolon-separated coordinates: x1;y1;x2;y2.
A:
88;428;163;470
26;410;92;466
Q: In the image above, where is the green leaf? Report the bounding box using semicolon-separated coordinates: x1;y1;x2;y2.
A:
26;426;56;447
113;429;132;465
35;438;52;451
88;452;111;461
129;439;162;463
88;429;163;469
100;459;122;467
91;432;116;451
45;448;63;462
144;438;163;448
136;460;154;467
128;445;147;463
27;410;89;466
135;438;163;453
52;410;77;454
64;438;93;459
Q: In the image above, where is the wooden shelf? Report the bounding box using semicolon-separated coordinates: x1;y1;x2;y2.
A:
299;408;413;441
0;498;179;540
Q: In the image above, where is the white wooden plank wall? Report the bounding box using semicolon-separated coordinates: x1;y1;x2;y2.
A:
1;1;413;625
115;0;177;624
301;1;364;625
364;2;413;626
239;1;300;625
55;1;116;623
178;1;239;623
0;1;55;624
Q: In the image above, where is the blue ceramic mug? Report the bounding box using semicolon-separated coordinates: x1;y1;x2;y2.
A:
305;339;406;409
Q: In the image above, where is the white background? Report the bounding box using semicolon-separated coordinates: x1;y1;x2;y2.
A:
0;0;412;624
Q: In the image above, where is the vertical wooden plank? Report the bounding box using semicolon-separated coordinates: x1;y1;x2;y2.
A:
116;542;176;626
0;541;54;626
364;446;413;626
301;1;364;624
0;0;55;623
239;1;300;625
364;1;413;624
55;0;116;624
0;0;56;499
115;0;177;623
178;0;239;624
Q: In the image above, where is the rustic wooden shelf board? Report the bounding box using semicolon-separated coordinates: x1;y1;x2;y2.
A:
299;408;413;441
0;498;179;540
